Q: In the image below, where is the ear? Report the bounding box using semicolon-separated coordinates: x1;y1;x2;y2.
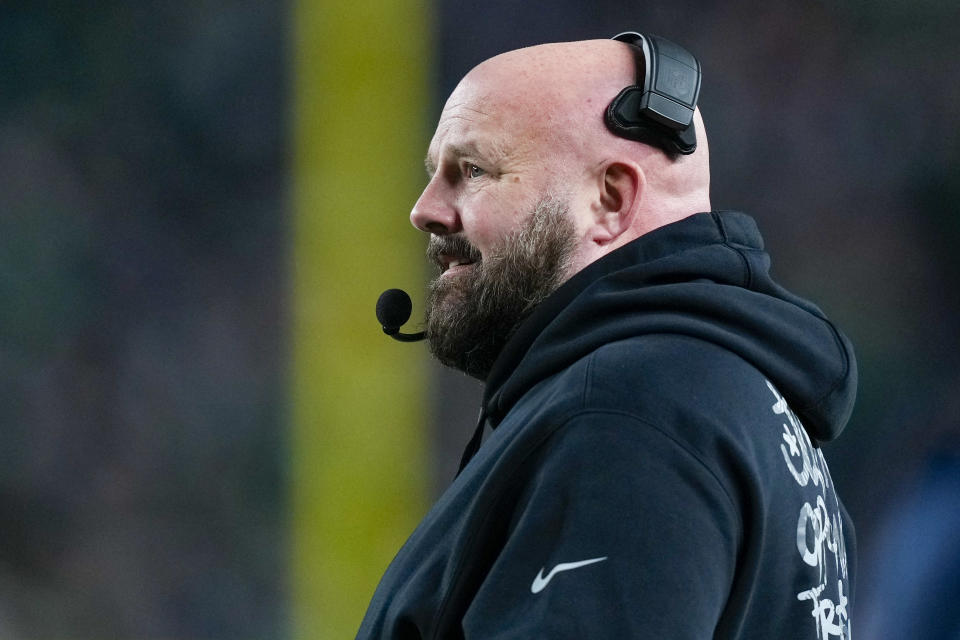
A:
590;161;644;246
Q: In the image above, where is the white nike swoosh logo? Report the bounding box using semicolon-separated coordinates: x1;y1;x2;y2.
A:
530;556;608;594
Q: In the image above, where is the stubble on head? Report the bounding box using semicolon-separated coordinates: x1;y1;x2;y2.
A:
424;195;578;379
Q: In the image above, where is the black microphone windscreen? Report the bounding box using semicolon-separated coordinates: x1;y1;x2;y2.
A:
376;288;413;330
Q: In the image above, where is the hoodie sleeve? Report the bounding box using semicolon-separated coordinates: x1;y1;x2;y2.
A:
460;411;741;639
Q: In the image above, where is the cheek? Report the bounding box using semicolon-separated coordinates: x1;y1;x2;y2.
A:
461;189;537;254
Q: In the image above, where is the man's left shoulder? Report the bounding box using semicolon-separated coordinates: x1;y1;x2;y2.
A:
583;333;771;420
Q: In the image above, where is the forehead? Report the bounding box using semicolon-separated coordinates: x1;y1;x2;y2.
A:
425;78;539;169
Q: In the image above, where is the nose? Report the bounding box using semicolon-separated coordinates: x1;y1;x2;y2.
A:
410;178;461;235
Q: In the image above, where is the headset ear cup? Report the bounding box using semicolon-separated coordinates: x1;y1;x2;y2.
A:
604;86;644;136
606;31;700;156
604;86;697;157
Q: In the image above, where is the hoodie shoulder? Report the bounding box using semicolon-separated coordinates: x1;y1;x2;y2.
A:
581;333;781;447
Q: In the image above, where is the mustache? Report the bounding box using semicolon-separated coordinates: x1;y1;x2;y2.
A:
426;234;483;267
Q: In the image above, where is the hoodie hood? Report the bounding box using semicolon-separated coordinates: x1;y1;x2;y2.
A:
482;211;857;443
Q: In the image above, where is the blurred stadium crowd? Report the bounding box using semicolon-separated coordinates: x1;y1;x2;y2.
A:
1;1;958;637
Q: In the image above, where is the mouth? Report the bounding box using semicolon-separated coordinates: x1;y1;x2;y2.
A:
428;234;482;276
439;254;477;274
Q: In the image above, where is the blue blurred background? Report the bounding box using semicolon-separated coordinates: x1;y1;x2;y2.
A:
1;1;958;637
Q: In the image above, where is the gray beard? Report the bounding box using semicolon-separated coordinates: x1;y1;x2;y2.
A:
424;195;577;379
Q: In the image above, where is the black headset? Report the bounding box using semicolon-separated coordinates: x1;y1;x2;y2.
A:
604;32;702;157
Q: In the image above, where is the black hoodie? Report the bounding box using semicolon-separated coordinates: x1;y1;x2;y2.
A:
357;211;857;639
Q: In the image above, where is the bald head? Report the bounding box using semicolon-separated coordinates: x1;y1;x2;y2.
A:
460;39;709;223
413;38;711;275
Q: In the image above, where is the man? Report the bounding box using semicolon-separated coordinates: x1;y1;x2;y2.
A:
360;34;856;639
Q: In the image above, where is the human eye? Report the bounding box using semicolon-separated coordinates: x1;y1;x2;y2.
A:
466;163;485;179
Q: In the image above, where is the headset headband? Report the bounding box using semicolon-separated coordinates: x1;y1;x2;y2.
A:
604;32;702;156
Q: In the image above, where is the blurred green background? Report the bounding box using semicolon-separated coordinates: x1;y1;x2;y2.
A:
1;0;958;638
